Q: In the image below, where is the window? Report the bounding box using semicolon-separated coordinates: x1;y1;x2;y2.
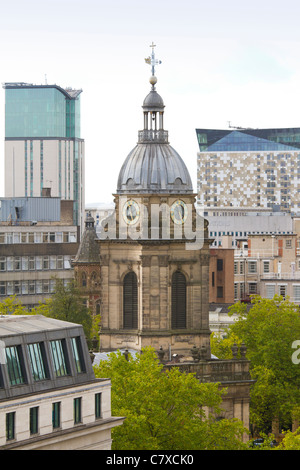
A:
217;286;224;298
27;343;47;381
57;256;63;269
74;397;82;424
29;257;35;270
171;271;187;329
234;283;238;300
50;340;68;377
30;407;39;435
217;259;223;271
234;261;238;275
123;272;138;329
0;281;6;296
286;239;292;249
95;393;102;419
5;346;25;385
294;285;300;302
6;412;15;440
248;283;257;294
81;272;87;288
266;284;275;299
240;262;244;274
14;257;21;271
71;337;84;373
43;256;49;270
0;257;6;271
279;285;287;299
263;261;270;273
248;261;257;274
52;402;61;429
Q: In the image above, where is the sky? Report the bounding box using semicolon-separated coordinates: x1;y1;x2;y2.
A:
1;0;300;204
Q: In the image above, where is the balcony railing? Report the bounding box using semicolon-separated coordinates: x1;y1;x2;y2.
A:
261;272;300;280
138;129;169;143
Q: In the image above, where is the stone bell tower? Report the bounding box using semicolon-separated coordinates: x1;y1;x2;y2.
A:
98;44;211;359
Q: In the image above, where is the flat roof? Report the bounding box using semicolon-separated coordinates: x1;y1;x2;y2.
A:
0;315;80;338
2;83;82;100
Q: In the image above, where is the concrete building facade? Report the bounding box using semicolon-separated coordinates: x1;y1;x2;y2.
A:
0;197;79;309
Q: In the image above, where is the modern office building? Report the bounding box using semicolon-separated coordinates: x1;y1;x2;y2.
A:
3;83;85;230
196;127;300;215
0;315;124;450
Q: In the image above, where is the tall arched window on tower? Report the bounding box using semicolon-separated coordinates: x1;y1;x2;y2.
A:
171;271;187;329
123;272;138;329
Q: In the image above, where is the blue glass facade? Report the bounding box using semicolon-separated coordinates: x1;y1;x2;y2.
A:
196;128;300;152
4;85;81;139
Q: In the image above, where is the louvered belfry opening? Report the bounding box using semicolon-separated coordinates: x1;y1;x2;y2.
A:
171;271;187;329
123;271;138;329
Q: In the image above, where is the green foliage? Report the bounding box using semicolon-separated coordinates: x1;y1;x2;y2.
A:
277;428;300;450
219;296;300;434
94;347;248;450
33;279;93;341
0;295;31;316
210;331;243;359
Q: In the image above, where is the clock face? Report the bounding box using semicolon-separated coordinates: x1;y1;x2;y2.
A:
122;200;140;225
171;200;188;225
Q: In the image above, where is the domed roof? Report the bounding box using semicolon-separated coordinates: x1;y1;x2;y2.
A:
143;89;164;110
117;143;193;194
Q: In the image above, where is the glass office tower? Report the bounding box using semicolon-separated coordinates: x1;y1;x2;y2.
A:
3;83;85;229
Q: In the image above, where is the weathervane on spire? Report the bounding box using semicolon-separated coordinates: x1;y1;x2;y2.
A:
145;42;162;83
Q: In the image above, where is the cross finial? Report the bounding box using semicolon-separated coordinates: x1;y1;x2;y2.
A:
145;42;162;79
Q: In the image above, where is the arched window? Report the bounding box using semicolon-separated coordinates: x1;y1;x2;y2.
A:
91;271;97;287
81;272;87;288
123;271;138;329
171;271;186;329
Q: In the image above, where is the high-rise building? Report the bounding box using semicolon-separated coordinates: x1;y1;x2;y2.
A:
196;127;300;215
3;82;85;229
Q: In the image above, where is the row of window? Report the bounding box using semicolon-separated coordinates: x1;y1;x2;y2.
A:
1;337;84;388
0;278;70;296
0;255;72;272
233;282;300;300
0;231;77;245
5;393;102;441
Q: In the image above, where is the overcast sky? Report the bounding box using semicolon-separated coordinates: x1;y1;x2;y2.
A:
1;0;300;204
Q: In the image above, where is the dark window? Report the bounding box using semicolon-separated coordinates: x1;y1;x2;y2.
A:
27;343;47;381
52;402;61;429
123;272;138;329
6;412;15;440
95;393;102;419
74;397;82;424
71;337;85;373
217;286;223;298
171;271;187;329
81;272;87;287
5;346;25;386
50;340;68;377
217;259;223;271
30;407;39;435
212;272;215;287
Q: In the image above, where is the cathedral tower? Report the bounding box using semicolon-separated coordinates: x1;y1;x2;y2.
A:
98;45;211;358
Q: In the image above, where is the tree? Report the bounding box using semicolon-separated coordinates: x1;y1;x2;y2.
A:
214;296;300;434
33;279;93;342
94;347;248;450
0;295;30;316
